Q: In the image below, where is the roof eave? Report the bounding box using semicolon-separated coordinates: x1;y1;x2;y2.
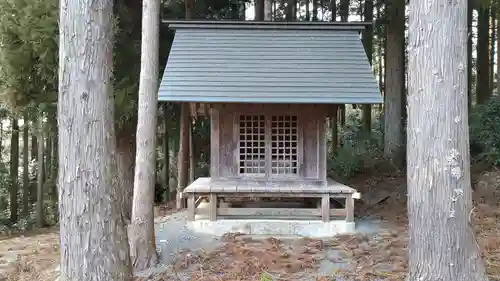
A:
161;20;371;31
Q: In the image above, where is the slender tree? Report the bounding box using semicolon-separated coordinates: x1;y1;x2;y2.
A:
407;0;489;279
9;117;19;224
176;0;195;209
58;0;132;279
129;0;160;270
22;112;30;218
384;0;405;168
362;0;373;134
36;112;45;228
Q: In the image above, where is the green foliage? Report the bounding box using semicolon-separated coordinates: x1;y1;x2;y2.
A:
470;96;500;166
327;108;384;180
0;0;58;108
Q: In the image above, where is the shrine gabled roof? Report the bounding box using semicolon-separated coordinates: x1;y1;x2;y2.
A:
158;20;382;104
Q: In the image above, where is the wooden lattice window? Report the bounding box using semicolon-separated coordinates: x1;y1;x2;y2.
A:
239;115;266;175
238;114;299;177
271;115;299;175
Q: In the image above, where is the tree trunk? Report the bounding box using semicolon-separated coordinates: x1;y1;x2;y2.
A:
497;9;500;95
330;0;337;21
162;105;170;202
476;6;490;104
362;0;373;134
176;103;190;209
330;107;338;154
177;0;194;210
184;0;195;19
116;127;136;222
36;113;45;228
22;112;30;218
287;0;297;20
406;0;489;280
0;120;3;156
58;0;132;278
10;117;19;224
329;0;338;152
306;0;310;20
339;0;349;128
496;10;500;95
264;0;273;20
255;0;265;20
188;122;194;183
383;0;405;168
45;132;51;180
129;0;160;271
49;112;58;222
490;8;496;91
312;0;318;20
467;0;472;110
30;120;38;204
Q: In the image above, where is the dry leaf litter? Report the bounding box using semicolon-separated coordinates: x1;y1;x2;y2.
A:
3;171;500;281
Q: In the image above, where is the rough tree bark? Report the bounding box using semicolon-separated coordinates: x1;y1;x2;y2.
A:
116;128;136;221
49;113;58;222
58;0;132;279
22;113;30;218
9;117;19;224
384;0;405;168
497;8;500;95
128;0;160;271
406;0;489;280
36;113;45;228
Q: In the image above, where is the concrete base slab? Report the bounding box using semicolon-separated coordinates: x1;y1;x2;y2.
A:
186;219;355;238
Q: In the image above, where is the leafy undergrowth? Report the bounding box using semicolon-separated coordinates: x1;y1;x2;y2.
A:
4;171;500;281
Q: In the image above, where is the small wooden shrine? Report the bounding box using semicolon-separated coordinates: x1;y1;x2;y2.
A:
158;21;382;229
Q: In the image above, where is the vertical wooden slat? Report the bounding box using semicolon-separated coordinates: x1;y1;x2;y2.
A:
345;194;354;222
265;115;272;178
209;193;217;221
318;118;327;181
321;194;330;222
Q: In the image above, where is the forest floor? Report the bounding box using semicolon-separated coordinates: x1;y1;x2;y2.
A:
2;168;500;281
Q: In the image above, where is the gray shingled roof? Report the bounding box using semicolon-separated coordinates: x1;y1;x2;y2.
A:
158;21;382;104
